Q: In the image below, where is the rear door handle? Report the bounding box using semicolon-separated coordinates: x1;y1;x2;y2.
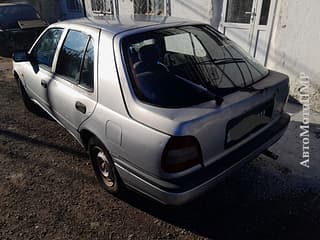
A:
75;101;86;114
41;79;48;88
245;11;256;16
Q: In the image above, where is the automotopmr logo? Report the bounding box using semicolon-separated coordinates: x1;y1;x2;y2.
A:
299;73;310;169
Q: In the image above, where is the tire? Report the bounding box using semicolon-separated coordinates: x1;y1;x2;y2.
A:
89;137;121;194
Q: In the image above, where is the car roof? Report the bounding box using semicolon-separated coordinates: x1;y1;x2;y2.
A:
53;15;203;36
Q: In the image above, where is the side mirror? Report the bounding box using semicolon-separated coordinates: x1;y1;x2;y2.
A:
12;51;30;62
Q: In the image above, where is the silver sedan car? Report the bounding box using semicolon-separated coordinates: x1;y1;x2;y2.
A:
12;16;290;205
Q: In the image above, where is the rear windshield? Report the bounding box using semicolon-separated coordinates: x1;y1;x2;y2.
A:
0;5;40;29
122;25;269;108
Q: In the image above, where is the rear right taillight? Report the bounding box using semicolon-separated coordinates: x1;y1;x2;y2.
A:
162;136;202;173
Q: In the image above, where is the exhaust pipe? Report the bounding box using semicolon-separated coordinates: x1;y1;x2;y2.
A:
262;149;279;160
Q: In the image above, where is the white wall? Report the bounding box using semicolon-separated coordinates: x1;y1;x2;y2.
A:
84;0;222;27
267;0;320;111
116;0;215;22
170;0;211;23
170;0;223;28
117;0;134;16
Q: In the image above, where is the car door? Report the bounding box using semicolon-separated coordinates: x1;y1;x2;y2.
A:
22;28;64;110
47;27;99;137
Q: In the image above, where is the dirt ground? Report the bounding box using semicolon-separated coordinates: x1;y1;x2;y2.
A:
0;56;320;240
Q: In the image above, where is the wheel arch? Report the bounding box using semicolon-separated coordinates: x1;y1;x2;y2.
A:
13;70;19;80
80;129;96;151
13;70;22;87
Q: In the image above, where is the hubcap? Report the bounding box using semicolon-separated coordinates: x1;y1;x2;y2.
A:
96;150;114;187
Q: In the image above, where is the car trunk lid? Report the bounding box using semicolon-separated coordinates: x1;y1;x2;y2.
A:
128;70;289;166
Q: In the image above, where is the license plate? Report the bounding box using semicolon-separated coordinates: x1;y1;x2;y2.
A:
225;100;274;147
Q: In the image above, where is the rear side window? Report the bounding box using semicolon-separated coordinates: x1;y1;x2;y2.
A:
56;30;94;91
32;28;63;68
56;30;89;82
79;39;94;90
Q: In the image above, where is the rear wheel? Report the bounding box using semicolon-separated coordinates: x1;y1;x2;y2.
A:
89;137;121;194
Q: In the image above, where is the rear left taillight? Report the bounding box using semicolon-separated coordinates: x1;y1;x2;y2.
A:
162;136;202;173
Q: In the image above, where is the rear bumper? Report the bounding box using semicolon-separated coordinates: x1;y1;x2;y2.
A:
116;113;290;205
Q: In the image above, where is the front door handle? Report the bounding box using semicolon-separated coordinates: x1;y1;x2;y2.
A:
41;79;48;88
75;101;86;114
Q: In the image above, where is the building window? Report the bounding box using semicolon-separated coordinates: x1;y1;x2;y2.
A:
91;0;113;15
66;0;81;12
134;0;166;16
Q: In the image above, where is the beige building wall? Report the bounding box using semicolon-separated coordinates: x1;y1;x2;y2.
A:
266;0;320;112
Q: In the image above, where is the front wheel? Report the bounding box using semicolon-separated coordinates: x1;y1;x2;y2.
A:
89;137;121;194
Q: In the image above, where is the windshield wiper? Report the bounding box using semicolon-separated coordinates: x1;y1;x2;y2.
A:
199;58;245;65
175;74;224;106
198;58;264;93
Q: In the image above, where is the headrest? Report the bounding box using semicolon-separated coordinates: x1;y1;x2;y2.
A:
138;44;160;64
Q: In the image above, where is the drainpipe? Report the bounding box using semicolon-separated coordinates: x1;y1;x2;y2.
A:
167;0;171;16
210;0;223;29
114;0;120;18
82;0;87;17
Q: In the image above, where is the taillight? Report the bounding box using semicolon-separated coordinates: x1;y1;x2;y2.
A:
162;136;202;173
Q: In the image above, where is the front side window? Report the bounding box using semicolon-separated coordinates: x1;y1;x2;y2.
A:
123;25;269;108
32;28;64;68
56;30;94;90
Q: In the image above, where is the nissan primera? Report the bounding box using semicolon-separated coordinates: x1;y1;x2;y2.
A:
13;16;290;205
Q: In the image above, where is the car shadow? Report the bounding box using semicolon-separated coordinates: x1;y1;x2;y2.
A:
116;164;319;240
115;119;320;240
0;128;87;159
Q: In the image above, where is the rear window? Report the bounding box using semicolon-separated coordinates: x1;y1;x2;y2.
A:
122;25;269;108
0;4;40;29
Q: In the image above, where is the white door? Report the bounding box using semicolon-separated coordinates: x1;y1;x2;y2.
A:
220;0;276;65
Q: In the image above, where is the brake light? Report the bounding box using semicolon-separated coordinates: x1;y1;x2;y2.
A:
162;136;202;173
